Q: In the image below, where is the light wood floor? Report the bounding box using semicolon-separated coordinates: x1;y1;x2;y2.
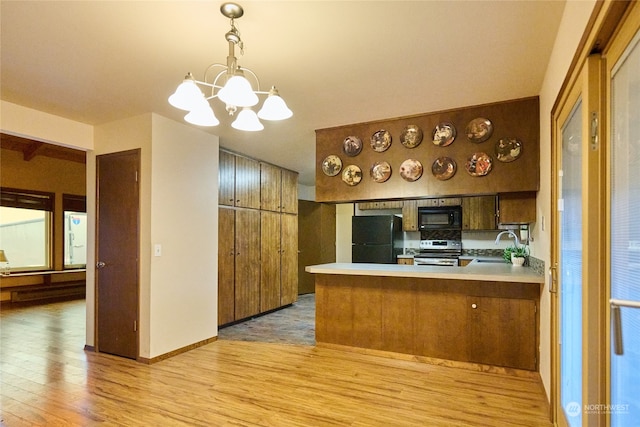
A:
1;299;552;426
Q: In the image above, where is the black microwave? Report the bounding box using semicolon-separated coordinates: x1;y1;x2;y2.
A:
418;206;462;230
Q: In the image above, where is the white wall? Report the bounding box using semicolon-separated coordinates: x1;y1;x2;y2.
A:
92;113;153;352
535;0;597;400
149;114;218;357
0;101;93;150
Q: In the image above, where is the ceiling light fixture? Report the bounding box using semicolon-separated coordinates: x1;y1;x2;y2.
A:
168;2;292;131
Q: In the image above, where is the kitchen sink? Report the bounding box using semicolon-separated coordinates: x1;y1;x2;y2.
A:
475;258;504;264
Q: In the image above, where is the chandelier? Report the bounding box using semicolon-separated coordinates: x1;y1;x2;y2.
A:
168;2;292;131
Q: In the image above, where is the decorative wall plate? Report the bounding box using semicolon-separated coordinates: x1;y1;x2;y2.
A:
370;161;391;183
432;122;456;147
321;155;343;176
370;130;392;152
465;152;493;177
431;157;457;181
465;118;493;143
495;137;522;162
343;136;362;157
400;125;423;148
342;164;363;186
399;159;423;182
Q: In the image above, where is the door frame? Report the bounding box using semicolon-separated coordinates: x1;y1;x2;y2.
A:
550;1;633;425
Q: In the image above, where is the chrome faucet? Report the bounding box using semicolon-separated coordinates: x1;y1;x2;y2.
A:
495;230;520;247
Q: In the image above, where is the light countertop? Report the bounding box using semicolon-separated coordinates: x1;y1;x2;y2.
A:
305;261;544;284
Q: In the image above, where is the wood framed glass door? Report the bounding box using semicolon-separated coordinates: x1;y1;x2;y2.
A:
605;3;640;424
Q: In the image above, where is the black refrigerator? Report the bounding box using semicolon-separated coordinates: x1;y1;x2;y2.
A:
352;215;403;263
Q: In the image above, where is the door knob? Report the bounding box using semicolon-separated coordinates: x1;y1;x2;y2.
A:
96;261;106;269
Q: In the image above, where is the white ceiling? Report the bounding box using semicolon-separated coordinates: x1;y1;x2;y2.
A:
1;1;566;186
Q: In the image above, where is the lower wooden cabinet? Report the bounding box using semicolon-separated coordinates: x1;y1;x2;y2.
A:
315;275;539;371
233;209;261;320
260;212;298;312
218;207;236;325
219;206;298;327
280;213;298;305
467;296;537;370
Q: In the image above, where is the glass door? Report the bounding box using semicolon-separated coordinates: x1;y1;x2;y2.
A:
559;97;584;427
608;13;640;426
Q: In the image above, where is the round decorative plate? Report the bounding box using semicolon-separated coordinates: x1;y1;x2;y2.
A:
370;130;392;152
495;137;522;162
343;136;362;157
321;155;343;176
465;152;493;177
370;161;391;183
431;157;457;181
465;117;493;143
432;122;456;147
399;159;423;182
342;164;363;186
400;125;423;148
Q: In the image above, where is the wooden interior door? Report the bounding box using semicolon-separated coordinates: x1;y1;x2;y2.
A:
298;201;336;295
96;149;139;359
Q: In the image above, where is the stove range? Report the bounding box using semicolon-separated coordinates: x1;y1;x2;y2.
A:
414;240;462;267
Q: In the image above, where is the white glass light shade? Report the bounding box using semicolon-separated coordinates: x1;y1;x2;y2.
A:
184;101;219;127
257;93;293;121
231;108;264;131
168;78;204;111
218;75;259;107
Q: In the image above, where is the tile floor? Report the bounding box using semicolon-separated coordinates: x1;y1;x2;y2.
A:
217;293;315;345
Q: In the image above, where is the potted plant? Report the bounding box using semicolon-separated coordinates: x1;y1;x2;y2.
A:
503;244;528;266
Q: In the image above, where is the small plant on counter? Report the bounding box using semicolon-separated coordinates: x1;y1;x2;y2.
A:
503;244;529;265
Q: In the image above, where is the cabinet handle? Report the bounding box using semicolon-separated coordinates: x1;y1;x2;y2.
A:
471;303;477;309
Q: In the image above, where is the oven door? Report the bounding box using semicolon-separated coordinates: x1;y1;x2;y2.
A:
413;256;459;267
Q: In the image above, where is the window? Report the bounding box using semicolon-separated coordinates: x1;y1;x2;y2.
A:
63;194;87;269
0;188;53;272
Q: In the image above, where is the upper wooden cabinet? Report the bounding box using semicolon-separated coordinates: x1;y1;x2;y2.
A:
219;150;260;209
260;162;298;214
462;196;497;230
497;192;536;224
281;169;298;215
402;200;418;231
315;97;539;203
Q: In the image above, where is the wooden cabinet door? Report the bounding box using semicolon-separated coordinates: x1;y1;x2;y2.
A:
218;207;236;325
467;296;537;370
281;169;298;214
402;200;418;231
260;163;282;212
498;192;536;224
234;209;261;319
280;213;298;305
234;156;260;209
462;196;497;230
260;211;281;312
219;150;235;207
415;293;468;361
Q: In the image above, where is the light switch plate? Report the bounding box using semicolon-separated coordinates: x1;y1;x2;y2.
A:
154;244;162;257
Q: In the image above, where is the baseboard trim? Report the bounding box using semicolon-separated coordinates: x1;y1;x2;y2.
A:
84;345;95;352
316;342;541;379
138;336;218;364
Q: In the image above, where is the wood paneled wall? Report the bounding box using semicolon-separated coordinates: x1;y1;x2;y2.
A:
315;97;539;202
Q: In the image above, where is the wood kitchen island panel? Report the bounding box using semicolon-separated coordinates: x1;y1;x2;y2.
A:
314;272;540;371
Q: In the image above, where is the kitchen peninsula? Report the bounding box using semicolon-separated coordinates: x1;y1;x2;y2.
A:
306;262;544;371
